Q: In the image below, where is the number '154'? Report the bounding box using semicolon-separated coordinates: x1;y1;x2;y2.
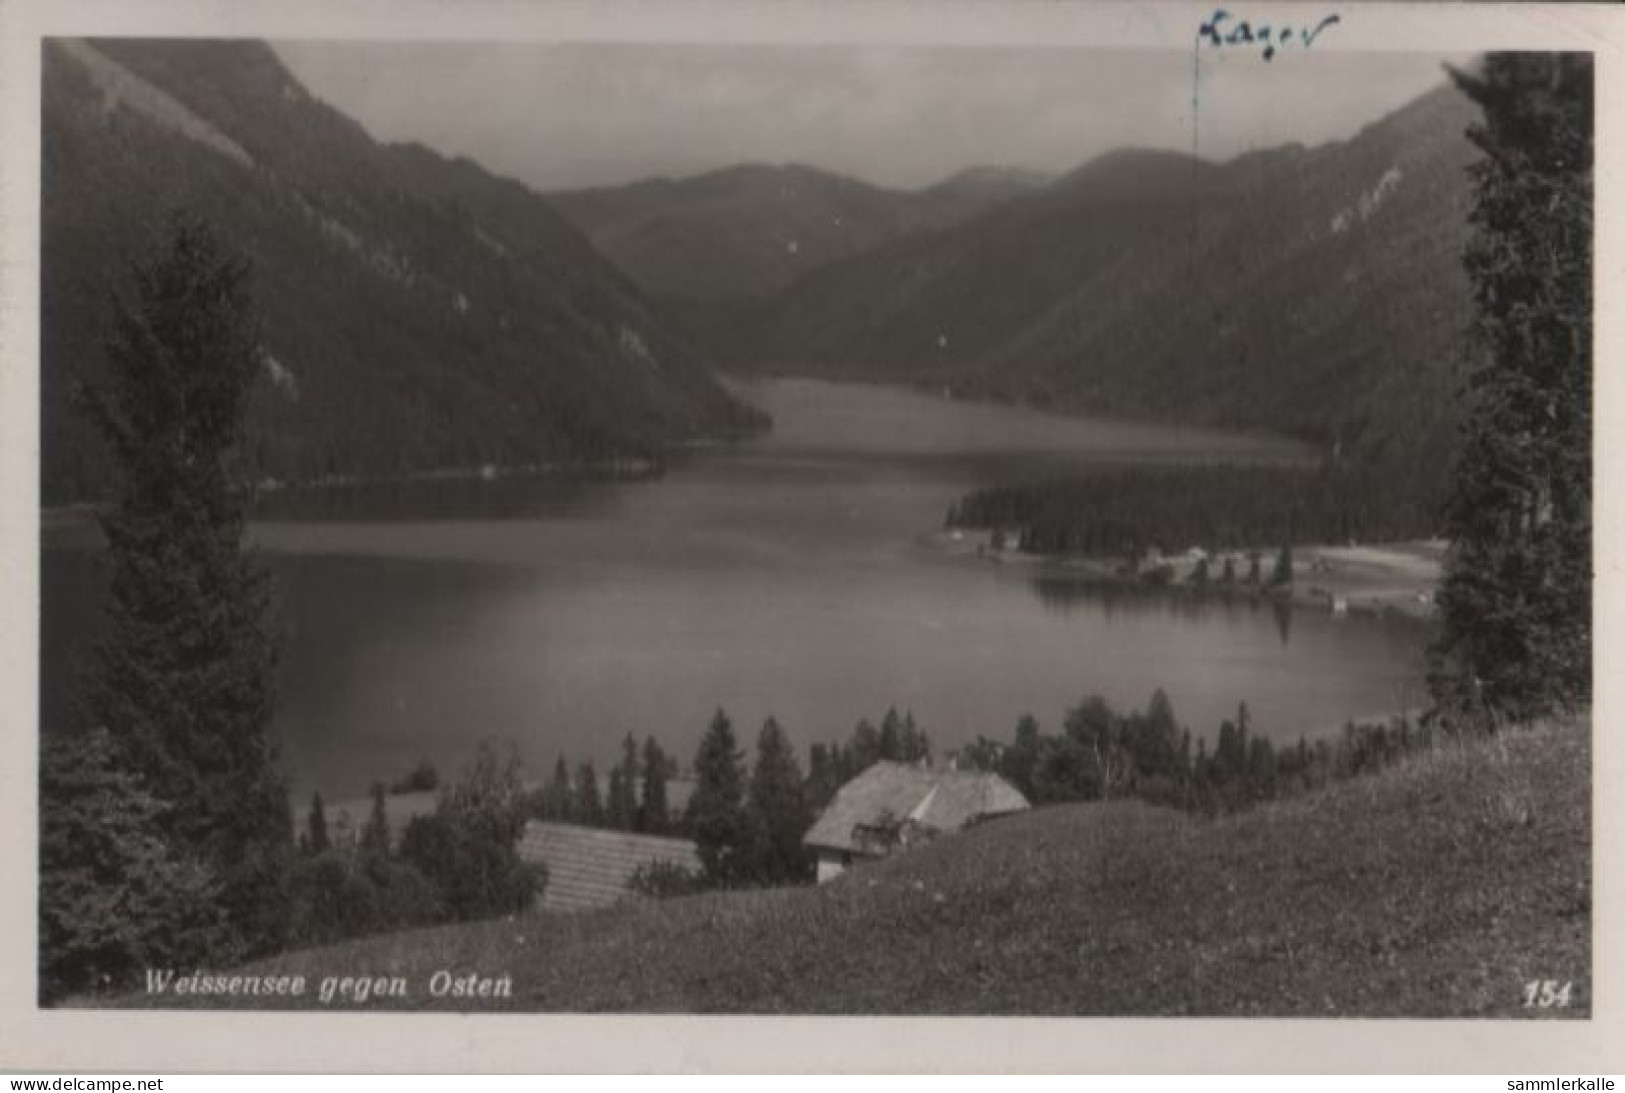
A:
1523;980;1573;1008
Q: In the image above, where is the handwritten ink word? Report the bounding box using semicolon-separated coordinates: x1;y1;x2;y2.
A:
1198;9;1341;62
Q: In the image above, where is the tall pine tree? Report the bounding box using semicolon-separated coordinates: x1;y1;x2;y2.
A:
608;733;640;830
575;760;604;826
746;717;813;884
303;792;330;855
685;709;750;884
638;736;671;833
1431;54;1593;725
360;783;391;861
538;755;573;821
76;216;290;961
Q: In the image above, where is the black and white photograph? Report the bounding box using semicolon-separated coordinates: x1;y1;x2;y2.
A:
2;0;1620;1073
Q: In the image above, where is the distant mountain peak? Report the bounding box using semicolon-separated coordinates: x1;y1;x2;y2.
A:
549;160;1041;300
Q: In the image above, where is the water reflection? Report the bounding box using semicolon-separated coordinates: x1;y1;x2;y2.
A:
1029;573;1297;644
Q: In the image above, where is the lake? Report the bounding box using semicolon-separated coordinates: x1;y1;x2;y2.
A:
40;377;1431;799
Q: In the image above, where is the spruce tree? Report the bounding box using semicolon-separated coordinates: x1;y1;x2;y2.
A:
546;755;572;822
1000;714;1042;799
747;717;813;884
38;729;225;1001
608;732;640;829
685;709;750;883
847;718;881;772
76;216;289;961
575;761;604;826
304;792;330;855
638;737;670;833
878;709;904;760
606;768;629;830
360;783;390;861
1431;53;1593;725
899;711;930;763
805;743;838;812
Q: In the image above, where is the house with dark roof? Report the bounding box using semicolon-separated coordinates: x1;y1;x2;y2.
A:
802;761;1031;883
517;821;703;913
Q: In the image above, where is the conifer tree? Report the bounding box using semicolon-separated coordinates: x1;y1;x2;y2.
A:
76;216;290;961
686;709;750;883
575;761;604;826
544;755;572;821
304;792;330;855
360;783;390;861
606;767;629;830
878;708;904;761
38;729;225;1001
805;743;838;812
747;717;813;884
608;733;640;829
847;718;882;773
1431;54;1593;724
638;737;671;833
1144;688;1181;777
899;711;930;763
999;714;1042;798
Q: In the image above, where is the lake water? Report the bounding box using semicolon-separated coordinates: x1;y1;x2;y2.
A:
41;378;1430;799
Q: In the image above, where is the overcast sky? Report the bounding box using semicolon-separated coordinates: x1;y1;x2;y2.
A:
272;41;1466;193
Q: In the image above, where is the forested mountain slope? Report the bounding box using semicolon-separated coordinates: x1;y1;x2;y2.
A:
752;84;1479;523
42;39;763;504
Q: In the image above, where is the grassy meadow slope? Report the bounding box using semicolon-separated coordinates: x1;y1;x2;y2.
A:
122;716;1589;1016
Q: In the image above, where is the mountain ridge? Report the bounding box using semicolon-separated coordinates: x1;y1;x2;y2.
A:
742;81;1478;525
41;38;763;504
547;160;1051;301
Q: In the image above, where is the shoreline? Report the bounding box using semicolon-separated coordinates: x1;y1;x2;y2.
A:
923;527;1444;623
39;455;673;530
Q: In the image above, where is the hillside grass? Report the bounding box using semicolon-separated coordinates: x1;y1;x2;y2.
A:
117;715;1589;1016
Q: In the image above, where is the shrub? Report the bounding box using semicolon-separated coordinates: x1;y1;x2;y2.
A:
399;741;542;920
626;860;706;901
38;730;228;1002
286;849;446;948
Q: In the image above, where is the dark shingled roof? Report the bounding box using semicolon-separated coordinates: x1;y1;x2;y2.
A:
517;821;702;913
802;761;1031;855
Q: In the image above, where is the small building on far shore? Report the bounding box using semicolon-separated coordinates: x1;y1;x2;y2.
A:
802;761;1030;883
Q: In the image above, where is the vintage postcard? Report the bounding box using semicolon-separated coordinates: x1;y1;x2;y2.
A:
1;0;1621;1074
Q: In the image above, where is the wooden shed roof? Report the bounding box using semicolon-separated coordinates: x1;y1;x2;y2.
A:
517;821;702;913
802;761;1031;855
